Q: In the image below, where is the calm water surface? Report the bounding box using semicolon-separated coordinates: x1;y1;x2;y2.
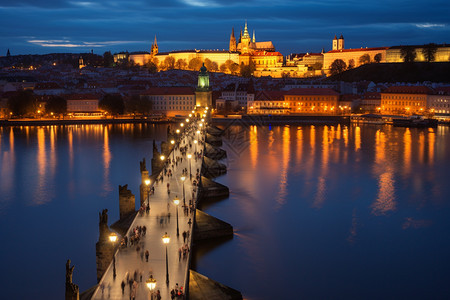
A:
1;123;450;299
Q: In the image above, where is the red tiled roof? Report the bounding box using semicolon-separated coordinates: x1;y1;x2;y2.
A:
140;87;195;95
252;51;282;56
65;94;101;100
327;47;389;53
382;86;434;94
285;88;339;96
255;90;286;101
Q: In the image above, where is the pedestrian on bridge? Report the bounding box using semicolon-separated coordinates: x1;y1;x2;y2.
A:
145;250;149;262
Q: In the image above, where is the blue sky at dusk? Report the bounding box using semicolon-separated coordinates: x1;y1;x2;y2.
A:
1;0;449;56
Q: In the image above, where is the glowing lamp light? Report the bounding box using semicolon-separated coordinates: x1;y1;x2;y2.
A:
170;140;175;145
146;275;156;291
162;232;170;244
109;232;118;243
201;118;204;122
181;176;186;182
192;110;195;113
187;154;192;159
206;107;209;110
189;114;192;117
37;110;41;114
186;118;190;123
199;123;203;127
196;104;200;107
194;140;197;144
160;155;165;161
196;130;200;134
173;196;180;206
180;123;184;127
176;129;180;134
145;179;150;186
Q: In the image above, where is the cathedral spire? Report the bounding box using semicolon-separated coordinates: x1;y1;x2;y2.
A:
243;20;250;38
252;30;255;43
229;27;237;52
151;35;158;56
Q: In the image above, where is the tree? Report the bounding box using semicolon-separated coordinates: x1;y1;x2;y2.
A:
211;61;219;72
163;56;175;70
422;43;438;62
348;59;355;69
374;53;382;63
188;57;203;71
359;54;371;65
204;58;213;71
99;94;125;116
145;61;158;73
219;63;227;73
312;62;323;70
239;62;255;77
329;59;347;76
175;59;187;70
400;46;417;63
103;51;114;67
125;95;152;116
45;95;67;117
7;90;37;117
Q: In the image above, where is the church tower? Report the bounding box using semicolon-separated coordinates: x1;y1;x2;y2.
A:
332;35;338;51
151;35;158;56
229;27;237;52
241;21;251;54
338;34;344;50
252;30;256;43
195;63;212;108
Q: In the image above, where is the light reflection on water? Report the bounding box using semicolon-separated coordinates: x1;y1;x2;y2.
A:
197;123;450;300
1;123;450;299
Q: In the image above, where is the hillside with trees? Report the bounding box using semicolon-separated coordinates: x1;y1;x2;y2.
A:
326;62;450;83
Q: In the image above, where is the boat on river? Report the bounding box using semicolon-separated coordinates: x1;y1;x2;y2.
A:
392;115;438;128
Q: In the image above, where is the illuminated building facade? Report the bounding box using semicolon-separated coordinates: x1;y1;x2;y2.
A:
140;87;195;117
284;88;340;114
380;86;432;115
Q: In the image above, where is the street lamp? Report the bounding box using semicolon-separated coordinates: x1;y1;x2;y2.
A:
180;123;184;127
145;179;151;208
160;155;165;161
162;232;170;284
176;129;180;134
189;114;192;118
181;176;186;206
146;275;157;300
186;118;189;123
187;154;192;180
174;196;180;237
171;140;175;160
109;232;118;279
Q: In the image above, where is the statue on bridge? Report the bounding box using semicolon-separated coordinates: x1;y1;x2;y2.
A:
65;259;79;300
98;209;109;240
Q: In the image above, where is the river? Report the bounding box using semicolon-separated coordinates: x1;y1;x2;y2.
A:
1;123;450;299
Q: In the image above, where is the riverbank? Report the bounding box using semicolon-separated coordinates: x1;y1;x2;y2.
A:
213;115;351;125
0;118;172;127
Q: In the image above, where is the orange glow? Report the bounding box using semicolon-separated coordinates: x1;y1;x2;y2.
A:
428;129;435;165
249;125;258;169
403;129;411;175
354;126;361;151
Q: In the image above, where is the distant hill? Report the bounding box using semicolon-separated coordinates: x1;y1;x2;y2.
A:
326;62;450;83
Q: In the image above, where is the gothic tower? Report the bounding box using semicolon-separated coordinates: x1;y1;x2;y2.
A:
151;35;158;56
332;35;338;51
252;30;256;43
229;27;237;52
195;63;212;108
241;21;251;54
338;34;344;50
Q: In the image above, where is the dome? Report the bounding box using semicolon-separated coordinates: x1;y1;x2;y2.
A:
200;63;207;73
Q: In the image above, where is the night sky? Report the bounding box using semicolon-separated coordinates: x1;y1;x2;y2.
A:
1;0;449;56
